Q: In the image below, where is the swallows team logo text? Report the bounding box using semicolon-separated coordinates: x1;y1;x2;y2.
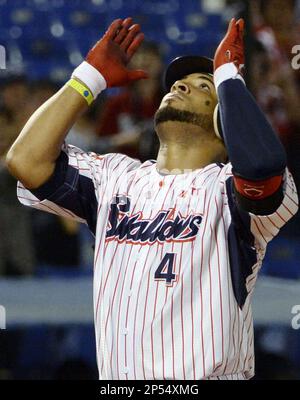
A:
106;195;202;244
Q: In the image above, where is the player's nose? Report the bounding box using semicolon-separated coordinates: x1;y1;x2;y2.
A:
171;80;190;94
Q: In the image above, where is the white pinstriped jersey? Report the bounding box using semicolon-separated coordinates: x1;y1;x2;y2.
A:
17;144;298;380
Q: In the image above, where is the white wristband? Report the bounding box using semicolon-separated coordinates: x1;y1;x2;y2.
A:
214;62;245;90
72;61;107;98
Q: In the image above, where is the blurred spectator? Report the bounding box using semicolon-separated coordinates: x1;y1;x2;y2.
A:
27;80;85;273
66;95;135;157
0;76;32;157
251;0;300;141
250;0;300;236
0;76;36;276
66;97;114;154
32;212;81;271
96;41;164;161
256;0;300;63
250;39;299;146
29;79;59;111
67;106;100;152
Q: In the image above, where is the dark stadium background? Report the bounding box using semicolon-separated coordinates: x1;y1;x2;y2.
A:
0;0;300;380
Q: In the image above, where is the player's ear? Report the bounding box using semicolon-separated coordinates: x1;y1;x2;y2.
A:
213;104;224;141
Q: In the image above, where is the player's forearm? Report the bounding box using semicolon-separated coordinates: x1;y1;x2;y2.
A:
215;63;287;180
7;17;146;189
215;63;287;214
6;84;88;189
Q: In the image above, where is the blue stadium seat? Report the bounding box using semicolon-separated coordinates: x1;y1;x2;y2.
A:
16;327;53;372
261;237;300;279
14;324;96;378
130;0;179;15
0;0;225;81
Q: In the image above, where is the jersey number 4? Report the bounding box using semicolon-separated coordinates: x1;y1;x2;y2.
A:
154;253;177;286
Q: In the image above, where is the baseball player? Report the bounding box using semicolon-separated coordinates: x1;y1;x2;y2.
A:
6;17;298;380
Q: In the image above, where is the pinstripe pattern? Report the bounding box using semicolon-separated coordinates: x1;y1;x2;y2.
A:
17;146;298;380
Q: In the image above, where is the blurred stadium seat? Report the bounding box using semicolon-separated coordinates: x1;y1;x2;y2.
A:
261;237;300;279
0;0;225;80
14;324;96;379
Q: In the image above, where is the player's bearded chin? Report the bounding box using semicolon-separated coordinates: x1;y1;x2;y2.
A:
154;106;213;131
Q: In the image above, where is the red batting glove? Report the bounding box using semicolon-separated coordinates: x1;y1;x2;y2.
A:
214;18;245;73
86;17;149;87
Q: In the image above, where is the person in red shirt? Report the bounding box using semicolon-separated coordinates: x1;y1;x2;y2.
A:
96;41;164;159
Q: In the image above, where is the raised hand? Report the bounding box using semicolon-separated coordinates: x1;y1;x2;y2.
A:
214;18;245;73
86;17;149;87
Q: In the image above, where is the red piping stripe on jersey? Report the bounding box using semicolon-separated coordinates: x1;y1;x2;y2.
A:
123;246;135;380
252;219;268;245
198;167;223;377
199;191;210;377
182;176;198;379
179;243;186;379
266;215;280;230
120;177;154;379
256;217;275;240
190;241;196;379
286;189;298;207
208;227;216;370
149;176;176;380
111;246;127;379
140;247;157;379
94;156;117;268
281;202;294;217
114;244;133;379
216;198;231;376
187;175;201;380
213;220;225;369
130;180;157;380
117;175;155;379
275;210;287;224
138;185;162;380
242;300;253;372
233;302;242;373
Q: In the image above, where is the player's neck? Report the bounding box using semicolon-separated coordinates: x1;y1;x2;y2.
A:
156;141;221;174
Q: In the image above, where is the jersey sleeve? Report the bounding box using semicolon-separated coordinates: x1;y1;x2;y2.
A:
222;163;299;248
247;170;298;246
17;143;140;235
